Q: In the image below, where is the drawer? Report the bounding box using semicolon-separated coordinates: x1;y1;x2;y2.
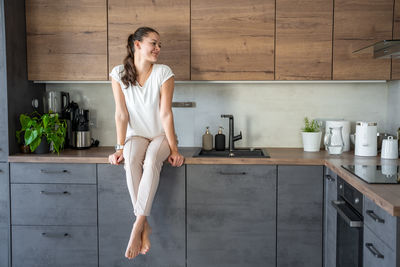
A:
0;163;9;226
363;196;398;250
10;163;96;184
11;184;97;226
12;225;98;267
364;225;396;267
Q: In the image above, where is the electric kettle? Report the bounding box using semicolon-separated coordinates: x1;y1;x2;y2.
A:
355;121;377;156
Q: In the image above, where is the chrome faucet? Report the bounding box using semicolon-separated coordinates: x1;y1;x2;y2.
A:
221;114;242;156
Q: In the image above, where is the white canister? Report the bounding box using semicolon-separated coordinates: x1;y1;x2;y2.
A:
381;136;399;159
325;120;351;152
355;122;377;157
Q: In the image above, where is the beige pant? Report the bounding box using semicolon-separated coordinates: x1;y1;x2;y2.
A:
123;135;170;216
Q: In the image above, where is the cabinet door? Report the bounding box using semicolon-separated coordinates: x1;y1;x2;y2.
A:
25;0;107;80
0;163;9;227
277;165;323;267
392;0;400;79
0;0;7;162
332;0;393;80
324;167;337;267
108;0;190;81
0;226;9;267
191;0;275;80
187;165;276;267
364;225;396;267
275;0;333;80
98;164;185;267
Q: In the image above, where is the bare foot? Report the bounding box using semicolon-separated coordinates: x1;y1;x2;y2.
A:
125;222;144;259
140;221;152;255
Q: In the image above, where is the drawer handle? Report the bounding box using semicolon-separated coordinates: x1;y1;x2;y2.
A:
40;190;70;195
40;169;69;174
366;210;385;223
42;232;70;238
366;243;384;259
219;171;247;175
325;174;335;182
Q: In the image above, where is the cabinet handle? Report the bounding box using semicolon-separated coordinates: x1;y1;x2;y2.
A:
366;243;384;259
366;210;385;223
40;169;69;174
40;190;70;195
41;232;70;238
219;171;247;175
325;174;335;182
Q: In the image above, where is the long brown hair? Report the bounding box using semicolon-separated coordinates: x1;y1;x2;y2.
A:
121;27;159;88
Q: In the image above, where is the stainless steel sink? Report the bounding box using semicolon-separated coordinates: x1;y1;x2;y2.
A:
193;148;270;158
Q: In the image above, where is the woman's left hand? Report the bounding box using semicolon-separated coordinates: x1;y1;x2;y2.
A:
168;150;184;167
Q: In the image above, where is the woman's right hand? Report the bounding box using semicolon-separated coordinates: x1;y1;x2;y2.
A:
108;150;124;165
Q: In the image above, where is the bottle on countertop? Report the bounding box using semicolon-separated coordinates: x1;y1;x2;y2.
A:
215;126;226;151
202;127;213;151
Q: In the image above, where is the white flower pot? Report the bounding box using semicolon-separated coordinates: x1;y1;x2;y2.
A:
302;132;322;152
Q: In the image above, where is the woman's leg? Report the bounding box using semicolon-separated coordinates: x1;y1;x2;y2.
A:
123;136;149;259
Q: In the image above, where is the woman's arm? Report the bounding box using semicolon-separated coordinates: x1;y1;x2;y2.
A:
108;78;129;165
160;76;184;167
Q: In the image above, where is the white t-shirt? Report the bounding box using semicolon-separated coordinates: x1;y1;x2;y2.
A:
109;64;174;140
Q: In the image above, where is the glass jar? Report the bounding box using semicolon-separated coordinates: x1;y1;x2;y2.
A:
324;126;344;155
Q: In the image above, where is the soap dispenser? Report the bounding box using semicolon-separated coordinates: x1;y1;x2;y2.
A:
215;126;226;151
202;127;213;151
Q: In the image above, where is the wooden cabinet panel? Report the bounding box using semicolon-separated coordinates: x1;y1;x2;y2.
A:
26;0;107;80
191;0;274;80
392;0;400;80
333;0;393;80
276;0;333;80
108;0;190;81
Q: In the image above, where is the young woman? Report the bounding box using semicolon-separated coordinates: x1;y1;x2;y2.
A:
108;27;184;260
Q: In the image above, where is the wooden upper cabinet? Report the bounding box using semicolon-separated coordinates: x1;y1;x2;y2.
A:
108;0;190;81
26;0;107;81
191;0;275;80
392;0;400;80
275;0;333;80
333;0;393;80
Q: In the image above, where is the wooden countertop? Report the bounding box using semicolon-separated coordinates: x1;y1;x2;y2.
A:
8;147;400;216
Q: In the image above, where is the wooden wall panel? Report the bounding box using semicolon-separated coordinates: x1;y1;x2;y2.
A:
191;0;275;80
108;0;190;81
392;0;400;80
26;0;107;80
276;0;333;80
333;0;393;80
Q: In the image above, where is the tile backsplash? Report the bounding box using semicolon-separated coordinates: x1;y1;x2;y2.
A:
46;82;389;147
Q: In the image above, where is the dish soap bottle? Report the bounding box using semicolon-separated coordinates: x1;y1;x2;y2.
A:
215;126;226;151
202;127;213;151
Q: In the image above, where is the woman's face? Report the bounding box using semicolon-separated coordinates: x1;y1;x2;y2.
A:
136;32;161;63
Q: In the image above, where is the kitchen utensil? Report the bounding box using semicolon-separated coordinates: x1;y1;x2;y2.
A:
381;136;398;159
44;91;70;115
355;121;377;156
324;126;344;155
325;120;350;151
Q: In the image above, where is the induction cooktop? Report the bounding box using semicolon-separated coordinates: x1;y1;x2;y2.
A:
341;164;400;184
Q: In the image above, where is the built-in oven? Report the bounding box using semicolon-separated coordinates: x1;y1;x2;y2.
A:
331;176;364;267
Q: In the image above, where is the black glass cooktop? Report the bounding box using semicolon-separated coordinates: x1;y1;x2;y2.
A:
341;165;400;184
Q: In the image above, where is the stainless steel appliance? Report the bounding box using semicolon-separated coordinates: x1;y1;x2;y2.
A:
72;109;91;149
342;164;400;184
332;176;363;267
44;91;69;116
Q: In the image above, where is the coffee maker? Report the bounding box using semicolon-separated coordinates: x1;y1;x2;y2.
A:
72;108;91;149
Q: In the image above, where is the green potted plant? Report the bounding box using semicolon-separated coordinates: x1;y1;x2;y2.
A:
16;111;67;154
301;117;322;152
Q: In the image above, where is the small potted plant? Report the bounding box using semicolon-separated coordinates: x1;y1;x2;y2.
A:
16;111;67;154
301;117;322;152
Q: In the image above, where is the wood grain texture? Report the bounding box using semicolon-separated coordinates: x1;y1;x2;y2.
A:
25;0;107;80
191;0;275;80
392;0;400;80
275;0;333;80
333;0;393;80
108;0;190;80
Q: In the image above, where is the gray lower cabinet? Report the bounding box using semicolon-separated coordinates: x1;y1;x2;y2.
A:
277;165;323;267
12;225;98;267
98;163;185;267
0;226;9;267
324;167;337;267
0;163;9;226
187;165;277;267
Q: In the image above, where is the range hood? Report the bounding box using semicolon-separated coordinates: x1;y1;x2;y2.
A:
353;40;400;59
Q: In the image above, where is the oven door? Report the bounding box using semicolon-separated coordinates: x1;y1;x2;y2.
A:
331;200;363;267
